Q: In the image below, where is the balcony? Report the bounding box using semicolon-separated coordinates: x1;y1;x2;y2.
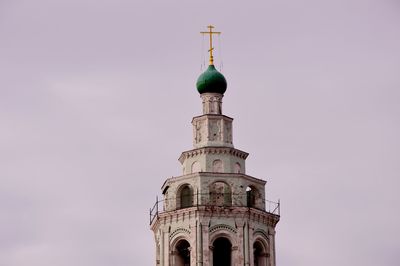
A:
149;192;280;225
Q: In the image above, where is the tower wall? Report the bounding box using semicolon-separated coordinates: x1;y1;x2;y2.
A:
151;207;278;266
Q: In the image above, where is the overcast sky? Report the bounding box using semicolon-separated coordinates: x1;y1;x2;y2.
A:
1;0;400;265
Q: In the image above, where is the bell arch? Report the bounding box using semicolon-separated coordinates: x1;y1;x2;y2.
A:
176;184;193;209
246;185;262;209
209;181;232;206
253;239;270;266
170;238;191;266
212;237;232;266
209;230;238;266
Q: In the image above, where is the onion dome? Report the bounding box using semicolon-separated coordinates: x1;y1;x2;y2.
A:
196;65;227;94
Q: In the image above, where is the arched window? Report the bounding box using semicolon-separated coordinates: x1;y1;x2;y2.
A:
253;241;268;266
213;237;232;266
209;182;232;206
174;239;190;266
246;186;260;208
212;159;223;172
191;161;201;173
234;162;241;173
180;185;193;209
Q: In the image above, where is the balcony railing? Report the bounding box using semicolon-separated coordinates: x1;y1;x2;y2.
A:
149;192;280;225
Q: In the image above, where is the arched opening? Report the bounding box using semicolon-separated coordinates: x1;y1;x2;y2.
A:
212;159;223;172
209;181;232;206
179;185;193;209
213;237;232;266
175;239;190;266
246;186;260;208
253;241;268;266
162;186;170;210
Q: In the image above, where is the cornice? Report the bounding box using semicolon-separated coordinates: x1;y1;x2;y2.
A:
178;146;249;163
191;114;233;123
150;206;280;230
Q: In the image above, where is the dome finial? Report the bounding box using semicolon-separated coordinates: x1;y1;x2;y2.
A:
197;25;227;95
200;25;221;65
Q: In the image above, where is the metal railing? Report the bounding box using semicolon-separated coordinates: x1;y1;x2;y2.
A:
149;192;280;225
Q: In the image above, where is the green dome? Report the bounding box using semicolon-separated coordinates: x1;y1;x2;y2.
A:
196;65;227;94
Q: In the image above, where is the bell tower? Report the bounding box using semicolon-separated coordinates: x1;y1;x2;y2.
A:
150;25;280;266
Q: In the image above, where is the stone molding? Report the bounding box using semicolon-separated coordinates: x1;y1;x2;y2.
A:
150;206;279;231
253;229;270;241
169;227;191;240
209;224;237;234
191;114;233;123
179;147;249;163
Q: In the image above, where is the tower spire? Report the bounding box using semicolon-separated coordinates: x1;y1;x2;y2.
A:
201;25;221;65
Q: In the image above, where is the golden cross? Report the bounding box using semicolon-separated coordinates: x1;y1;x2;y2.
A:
201;25;221;65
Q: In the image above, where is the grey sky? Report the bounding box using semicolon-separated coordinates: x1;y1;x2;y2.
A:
1;0;400;265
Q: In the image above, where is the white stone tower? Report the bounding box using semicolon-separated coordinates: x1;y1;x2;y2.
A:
150;25;280;266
